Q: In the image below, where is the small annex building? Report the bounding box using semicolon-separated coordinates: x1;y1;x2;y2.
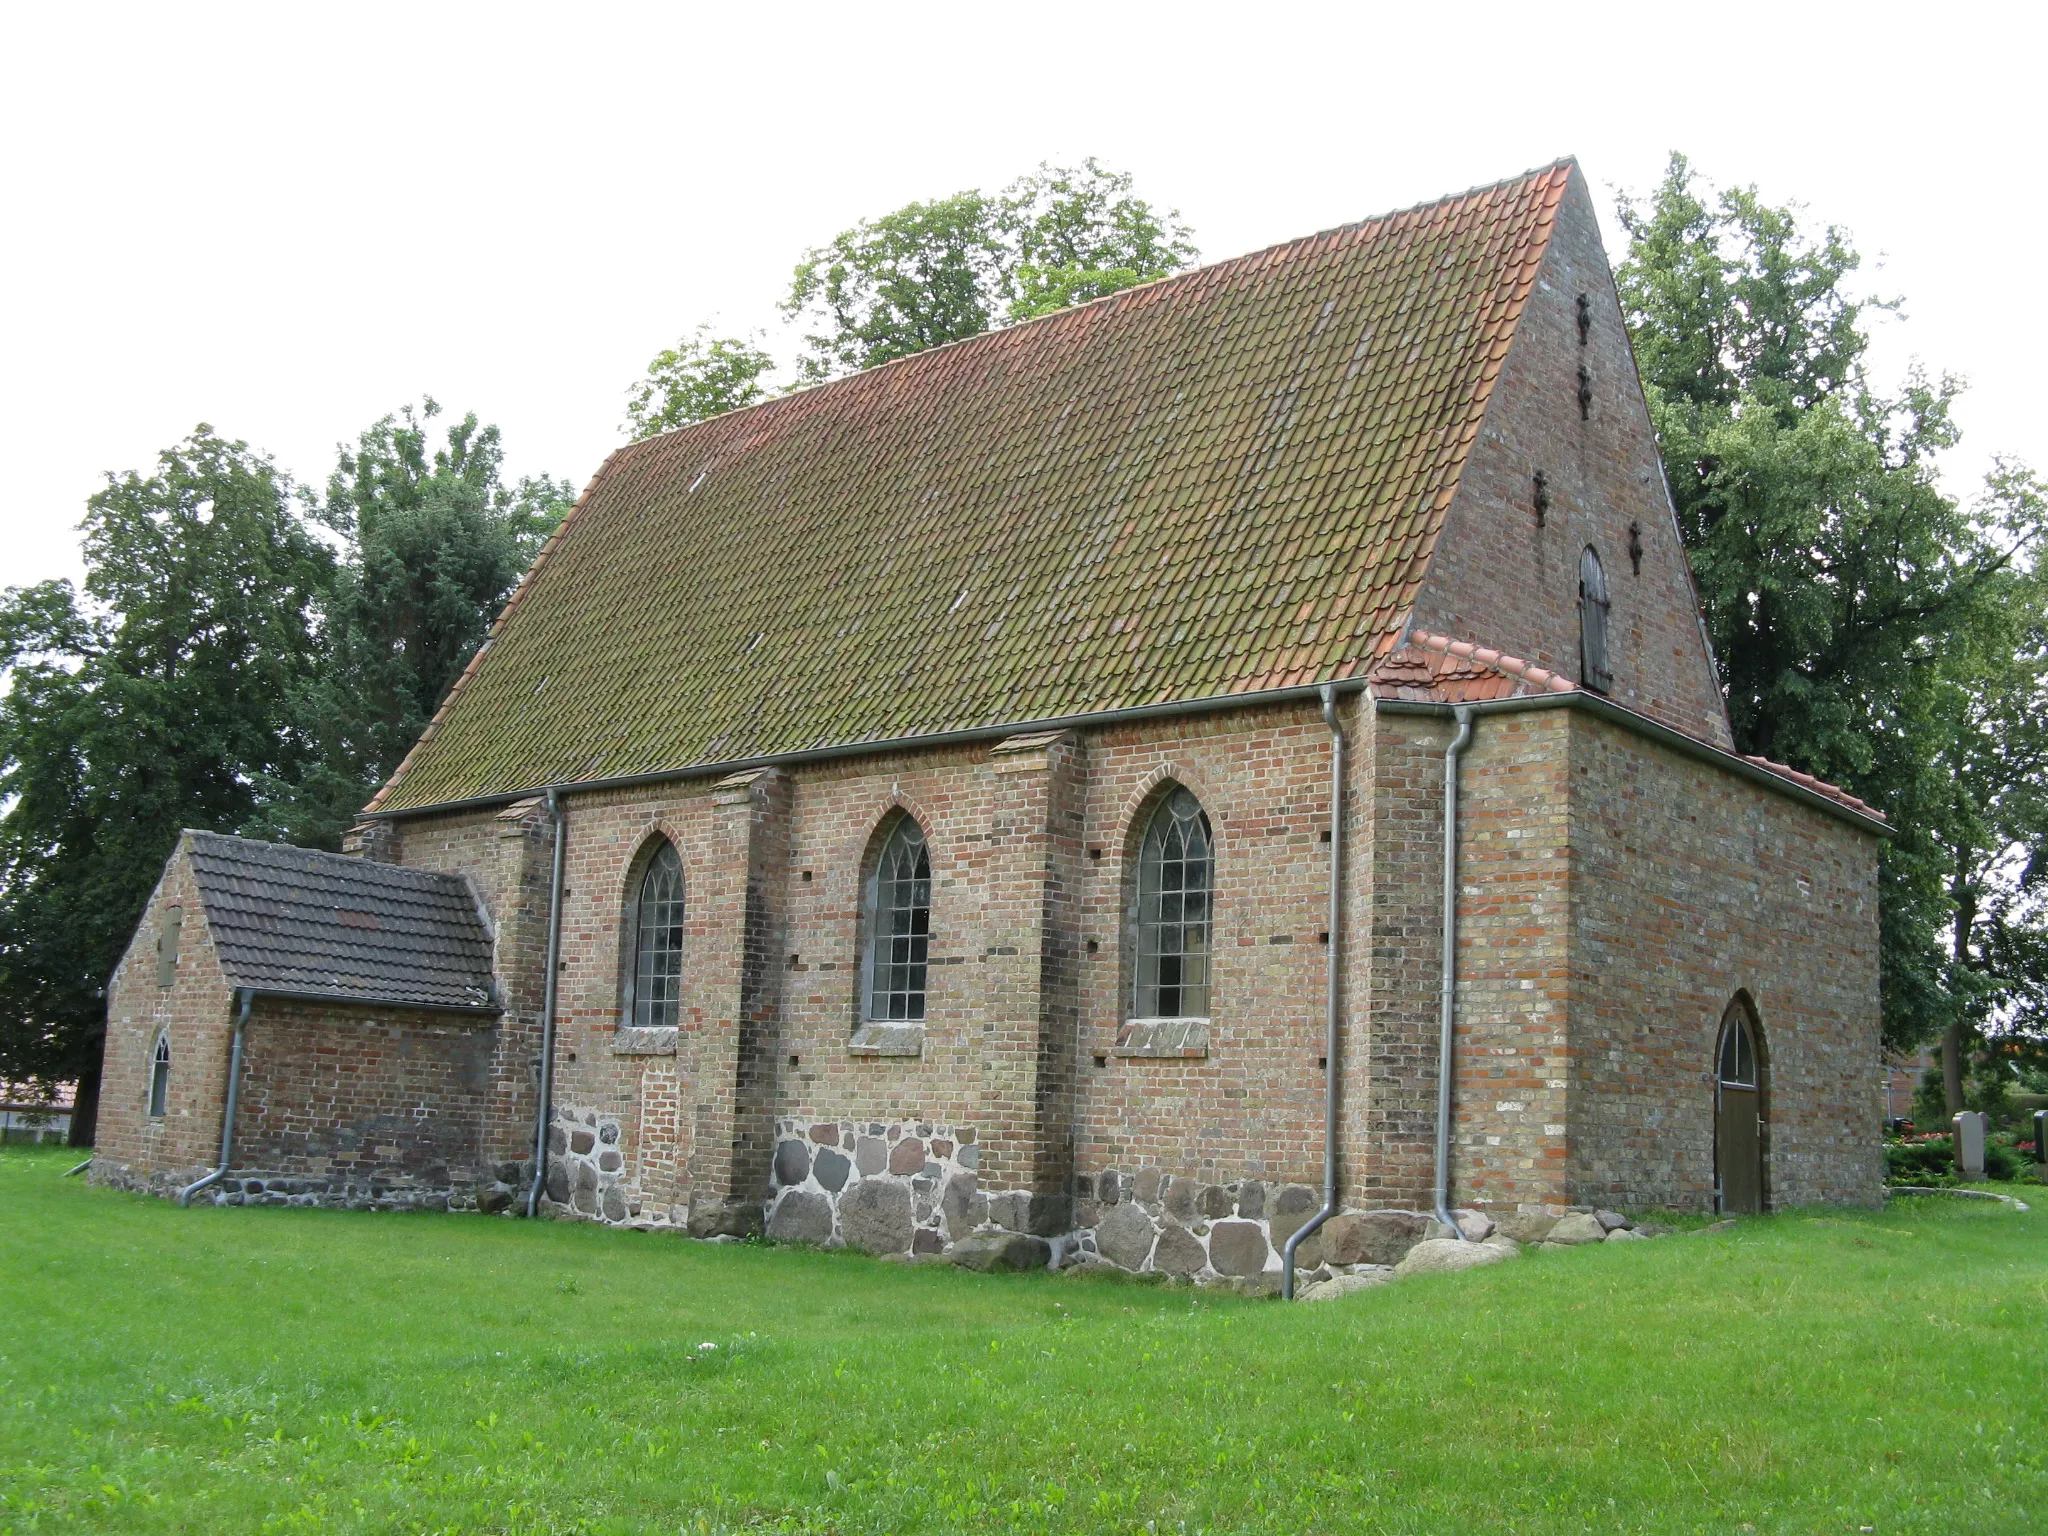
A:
95;161;1887;1271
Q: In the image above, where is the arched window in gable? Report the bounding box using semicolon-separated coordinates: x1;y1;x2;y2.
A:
148;1033;171;1119
1133;787;1213;1020
864;815;931;1022
1579;545;1612;693
628;840;686;1029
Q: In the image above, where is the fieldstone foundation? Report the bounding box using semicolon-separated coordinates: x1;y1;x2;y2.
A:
766;1117;1000;1254
93;1158;486;1212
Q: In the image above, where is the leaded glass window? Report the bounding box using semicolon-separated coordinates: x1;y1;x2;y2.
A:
1134;788;1213;1019
865;818;930;1022
630;842;685;1029
1579;545;1612;693
148;1034;170;1118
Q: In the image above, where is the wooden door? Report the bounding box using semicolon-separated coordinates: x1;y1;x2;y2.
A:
1716;1004;1762;1214
1717;1086;1761;1214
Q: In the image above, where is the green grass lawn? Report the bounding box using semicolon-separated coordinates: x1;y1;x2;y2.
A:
1;1146;2041;1535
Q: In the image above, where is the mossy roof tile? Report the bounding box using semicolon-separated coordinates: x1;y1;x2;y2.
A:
371;162;1574;813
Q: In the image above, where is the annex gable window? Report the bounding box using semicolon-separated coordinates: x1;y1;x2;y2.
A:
148;1034;171;1118
1579;545;1612;694
156;905;182;988
1133;788;1213;1020
864;816;931;1022
628;841;685;1029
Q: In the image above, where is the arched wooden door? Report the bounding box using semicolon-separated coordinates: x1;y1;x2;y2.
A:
1715;1000;1763;1214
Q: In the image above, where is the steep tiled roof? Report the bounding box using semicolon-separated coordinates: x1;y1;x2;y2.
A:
372;163;1577;813
184;832;498;1010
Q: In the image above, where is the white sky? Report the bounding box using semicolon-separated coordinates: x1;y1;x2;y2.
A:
2;2;2039;591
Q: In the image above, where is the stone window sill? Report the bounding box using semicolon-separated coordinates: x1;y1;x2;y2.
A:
849;1022;925;1057
1115;1017;1210;1058
611;1025;679;1056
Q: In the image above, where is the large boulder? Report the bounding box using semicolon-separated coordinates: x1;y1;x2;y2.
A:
1495;1211;1559;1244
949;1232;1052;1272
1206;1220;1270;1277
1425;1210;1496;1242
940;1171;980;1237
1394;1238;1518;1278
839;1179;915;1255
773;1139;811;1188
1322;1211;1428;1266
1152;1221;1207;1277
1604;1226;1649;1242
1298;1272;1397;1302
987;1191;1032;1233
1096;1201;1158;1270
813;1148;852;1193
767;1189;834;1244
1546;1212;1608;1246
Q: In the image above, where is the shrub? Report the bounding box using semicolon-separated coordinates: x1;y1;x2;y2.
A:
1884;1132;2032;1184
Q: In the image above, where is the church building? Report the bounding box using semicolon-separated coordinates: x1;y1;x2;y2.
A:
92;161;1886;1278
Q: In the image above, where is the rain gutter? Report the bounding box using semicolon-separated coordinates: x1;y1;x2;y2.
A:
363;679;1376;823
1434;706;1475;1240
1282;683;1348;1299
526;789;567;1218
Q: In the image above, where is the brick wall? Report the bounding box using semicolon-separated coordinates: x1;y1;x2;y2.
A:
387;797;555;1185
94;842;237;1194
1370;702;1882;1219
99;695;1881;1236
1414;168;1733;750
227;998;495;1193
1563;710;1882;1208
381;702;1355;1240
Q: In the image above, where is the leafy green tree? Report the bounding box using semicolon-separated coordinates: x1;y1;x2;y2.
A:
624;327;778;439
1617;154;2048;1078
1914;518;2048;1111
250;401;573;848
1001;158;1198;322
0;429;333;1132
784;160;1196;383
785;190;1007;383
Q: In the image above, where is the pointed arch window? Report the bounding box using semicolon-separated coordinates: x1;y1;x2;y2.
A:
1579;545;1612;693
629;841;685;1029
1718;1007;1758;1088
864;817;931;1022
148;1034;171;1118
1133;788;1213;1019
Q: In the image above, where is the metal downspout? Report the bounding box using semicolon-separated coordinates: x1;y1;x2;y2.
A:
178;988;251;1207
1283;684;1347;1299
526;789;568;1218
1435;706;1475;1239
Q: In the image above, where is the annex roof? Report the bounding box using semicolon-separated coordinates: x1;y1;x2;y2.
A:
1370;631;1885;824
372;162;1578;814
183;832;498;1011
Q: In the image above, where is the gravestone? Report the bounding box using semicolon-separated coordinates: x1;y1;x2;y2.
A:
1952;1110;1987;1179
2033;1109;2046;1177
